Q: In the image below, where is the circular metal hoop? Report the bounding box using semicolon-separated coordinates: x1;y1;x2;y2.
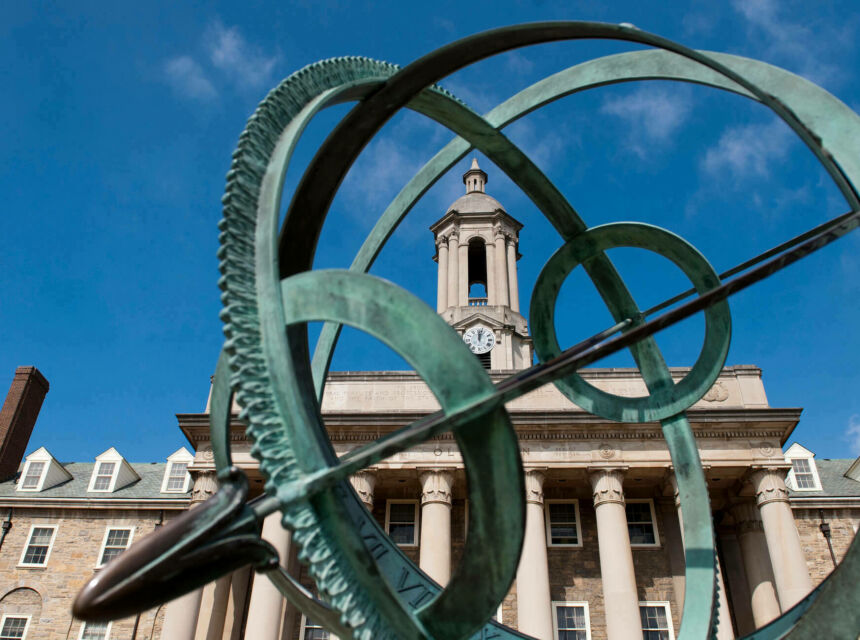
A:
531;222;731;423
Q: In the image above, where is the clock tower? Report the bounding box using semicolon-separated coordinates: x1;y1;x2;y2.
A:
430;159;533;370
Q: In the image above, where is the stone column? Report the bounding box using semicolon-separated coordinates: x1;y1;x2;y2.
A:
161;590;203;640
506;236;519;312
667;474;733;640
589;468;640;640
494;229;509;307
222;567;252;640
731;501;781;628
719;531;756;636
447;232;459;309
485;240;496;305
194;575;231;640
244;512;291;640
516;470;553;640
160;469;217;640
437;237;448;312
749;468;813;610
350;471;376;510
419;470;454;586
458;240;469;307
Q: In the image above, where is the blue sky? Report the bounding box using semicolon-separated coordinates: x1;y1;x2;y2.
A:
2;1;859;463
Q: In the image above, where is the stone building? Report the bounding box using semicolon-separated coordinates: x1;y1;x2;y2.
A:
0;367;192;640
1;163;858;639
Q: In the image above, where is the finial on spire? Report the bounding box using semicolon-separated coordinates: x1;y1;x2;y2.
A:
462;157;488;194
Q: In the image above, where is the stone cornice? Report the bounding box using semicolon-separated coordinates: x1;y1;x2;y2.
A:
0;497;189;510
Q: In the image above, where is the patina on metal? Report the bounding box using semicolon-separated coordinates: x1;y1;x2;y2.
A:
74;21;860;640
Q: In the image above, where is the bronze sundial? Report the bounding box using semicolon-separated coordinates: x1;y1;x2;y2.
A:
74;22;860;639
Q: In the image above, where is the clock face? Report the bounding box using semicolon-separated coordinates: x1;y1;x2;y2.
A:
463;326;496;354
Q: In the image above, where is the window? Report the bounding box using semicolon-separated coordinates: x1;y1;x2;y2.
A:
545;500;582;547
164;461;189;492
788;458;821;491
640;603;674;640
552;602;590;640
299;615;329;640
626;500;659;546
19;462;45;490
98;527;134;567
385;500;418;546
91;462;116;492
19;525;57;567
79;622;110;640
0;616;29;640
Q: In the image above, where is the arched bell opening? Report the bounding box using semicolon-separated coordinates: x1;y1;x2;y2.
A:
467;238;488;306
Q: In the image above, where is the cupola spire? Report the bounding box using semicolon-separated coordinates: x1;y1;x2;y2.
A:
462;158;488;194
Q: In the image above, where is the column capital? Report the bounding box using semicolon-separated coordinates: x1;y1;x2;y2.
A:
588;467;627;507
662;469;680;508
494;228;506;241
523;469;546;505
350;471;376;509
436;235;448;248
748;466;791;507
419;469;454;506
731;500;765;534
190;470;218;504
447;231;459;242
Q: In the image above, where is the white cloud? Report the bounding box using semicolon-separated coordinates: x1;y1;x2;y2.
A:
601;86;693;158
340;136;424;217
701;118;793;179
205;22;280;89
504;118;569;171
505;51;534;76
731;0;852;86
846;414;860;455
163;56;216;101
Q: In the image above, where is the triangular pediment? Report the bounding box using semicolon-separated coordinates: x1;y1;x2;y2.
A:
784;443;814;458
449;313;508;331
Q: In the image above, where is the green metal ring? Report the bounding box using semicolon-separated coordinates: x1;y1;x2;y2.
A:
531;222;731;423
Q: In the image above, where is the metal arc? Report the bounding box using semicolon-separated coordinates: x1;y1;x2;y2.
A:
530;222;731;422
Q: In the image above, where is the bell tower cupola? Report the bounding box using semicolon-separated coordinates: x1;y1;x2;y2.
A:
430;159;532;370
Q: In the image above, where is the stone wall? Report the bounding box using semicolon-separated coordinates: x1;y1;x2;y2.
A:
793;507;860;586
0;507;168;639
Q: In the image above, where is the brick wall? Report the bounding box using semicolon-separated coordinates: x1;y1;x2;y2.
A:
0;507;168;639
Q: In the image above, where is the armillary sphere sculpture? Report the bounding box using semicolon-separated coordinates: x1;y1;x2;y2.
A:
74;21;860;640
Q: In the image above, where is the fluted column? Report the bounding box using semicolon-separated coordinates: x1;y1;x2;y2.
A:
458;240;469;307
485;240;496;305
516;470;553;640
437;237;448;312
160;470;217;640
506;236;519;312
350;471;376;511
244;512;291;640
419;470;453;586
749;468;813;610
447;232;459;309
667;473;733;639
589;468;640;640
731;501;781;628
222;567;252;640
494;229;509;307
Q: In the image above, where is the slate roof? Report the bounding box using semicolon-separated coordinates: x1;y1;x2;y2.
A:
0;462;190;499
788;459;860;498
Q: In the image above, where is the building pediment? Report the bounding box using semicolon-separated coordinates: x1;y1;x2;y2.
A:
449;313;509;331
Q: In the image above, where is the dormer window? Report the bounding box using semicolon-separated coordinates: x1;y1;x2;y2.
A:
19;462;45;490
785;443;822;491
791;459;816;489
88;448;140;493
161;447;193;493
91;462;116;492
165;462;188;492
16;448;72;493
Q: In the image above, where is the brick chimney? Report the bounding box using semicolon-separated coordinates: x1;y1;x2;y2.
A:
0;367;49;480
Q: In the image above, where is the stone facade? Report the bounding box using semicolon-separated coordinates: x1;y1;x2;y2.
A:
0;508;167;639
